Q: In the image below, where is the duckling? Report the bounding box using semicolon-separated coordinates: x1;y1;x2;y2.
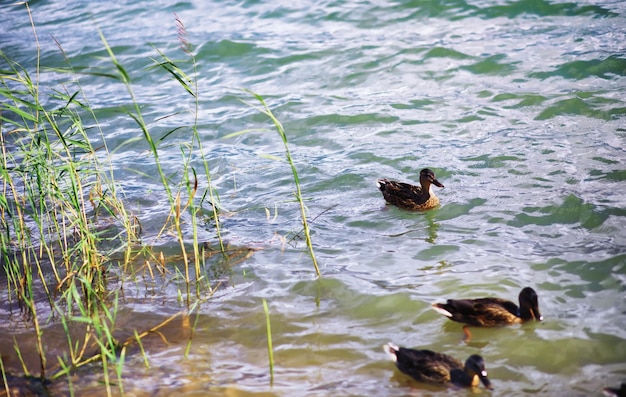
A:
377;168;444;211
383;342;492;389
604;383;626;397
432;287;543;340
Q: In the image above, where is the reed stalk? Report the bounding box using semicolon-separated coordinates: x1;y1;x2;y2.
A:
2;12;140;389
153;14;226;290
262;299;275;383
225;90;321;276
0;10;260;394
0;355;10;396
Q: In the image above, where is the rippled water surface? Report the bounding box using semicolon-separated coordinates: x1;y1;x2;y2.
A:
2;0;626;396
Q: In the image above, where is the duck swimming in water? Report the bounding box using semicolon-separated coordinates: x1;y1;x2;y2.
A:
383;342;492;389
432;287;543;340
377;168;444;211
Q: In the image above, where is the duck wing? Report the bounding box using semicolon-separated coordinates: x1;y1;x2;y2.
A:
394;348;461;383
434;298;521;326
377;179;427;206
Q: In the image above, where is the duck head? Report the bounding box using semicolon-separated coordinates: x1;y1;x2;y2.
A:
465;354;492;390
519;287;543;321
420;168;444;188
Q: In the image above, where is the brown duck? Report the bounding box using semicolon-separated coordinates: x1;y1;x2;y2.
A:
377;168;444;211
383;342;492;389
432;287;543;340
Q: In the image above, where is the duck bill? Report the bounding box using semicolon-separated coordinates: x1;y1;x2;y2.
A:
530;308;543;321
432;178;444;188
480;372;493;390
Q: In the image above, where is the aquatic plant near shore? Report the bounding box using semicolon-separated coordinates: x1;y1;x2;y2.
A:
225;90;321;276
0;9;251;395
263;298;275;384
0;6;133;385
98;18;230;305
1;6;315;394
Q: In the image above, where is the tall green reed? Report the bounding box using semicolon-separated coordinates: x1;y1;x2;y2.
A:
96;16;228;306
0;54;98;381
262;298;275;384
1;4;161;390
0;55;136;396
0;8;292;395
225;90;321;276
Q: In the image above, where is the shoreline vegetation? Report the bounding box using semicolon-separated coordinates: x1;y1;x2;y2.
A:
1;8;317;395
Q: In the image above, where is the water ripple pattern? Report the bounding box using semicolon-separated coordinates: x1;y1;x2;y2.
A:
2;0;626;395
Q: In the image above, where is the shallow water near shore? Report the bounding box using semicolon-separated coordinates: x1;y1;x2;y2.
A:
2;0;626;396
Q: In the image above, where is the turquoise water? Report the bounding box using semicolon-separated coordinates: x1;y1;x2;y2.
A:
2;0;626;396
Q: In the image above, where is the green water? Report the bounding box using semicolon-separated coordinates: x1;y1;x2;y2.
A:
2;0;626;396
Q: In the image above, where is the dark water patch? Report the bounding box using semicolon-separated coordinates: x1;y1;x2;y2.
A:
530;55;626;80
606;106;626;119
462;154;523;169
414;244;460;261
196;39;272;61
422;47;472;60
478;0;617;19
309;172;367;194
499;332;625;375
460;54;518;76
395;47;430;59
535;97;616;120
492;93;549;108
287;277;432;320
534;255;626;293
393;0;478;20
511;194;608;229
477;107;501;117
1;373;53;397
383;0;615;23
270;51;330;67
592;156;621;166
436;198;488;221
65;44;154;79
421;69;457;82
390;98;439;110
592;169;626;183
299;113;399;128
455;114;485;123
596;206;626;220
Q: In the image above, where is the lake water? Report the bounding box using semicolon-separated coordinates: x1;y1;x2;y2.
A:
2;0;626;396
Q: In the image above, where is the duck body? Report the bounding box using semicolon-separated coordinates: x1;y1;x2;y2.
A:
377;168;444;211
432;287;543;327
383;342;492;389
